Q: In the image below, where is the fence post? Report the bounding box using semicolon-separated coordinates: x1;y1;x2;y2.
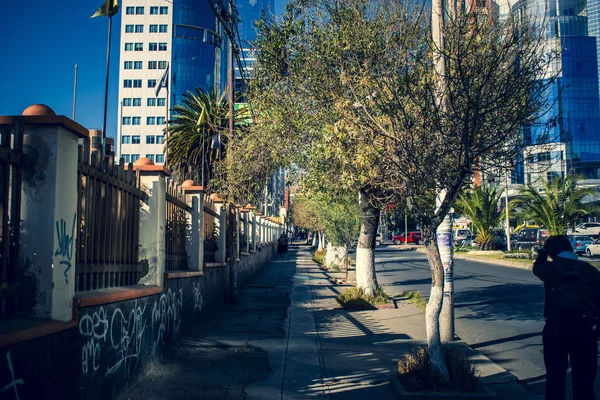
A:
183;183;204;272
251;212;257;251
243;209;250;253
213;197;226;263
136;163;169;287
16;113;88;321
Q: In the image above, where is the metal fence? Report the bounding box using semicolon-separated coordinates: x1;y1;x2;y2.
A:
76;150;147;291
0;120;24;321
165;180;191;271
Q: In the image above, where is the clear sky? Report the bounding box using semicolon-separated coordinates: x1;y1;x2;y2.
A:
0;0;285;141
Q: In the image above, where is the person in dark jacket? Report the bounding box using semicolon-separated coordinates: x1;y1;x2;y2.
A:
277;234;288;258
533;235;600;400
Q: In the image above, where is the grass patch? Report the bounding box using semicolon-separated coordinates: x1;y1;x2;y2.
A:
400;291;427;311
454;246;472;253
398;346;481;394
336;286;391;310
475;254;533;263
313;249;326;265
330;263;341;272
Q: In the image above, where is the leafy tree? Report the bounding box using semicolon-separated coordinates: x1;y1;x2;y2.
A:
513;175;597;235
249;0;553;377
454;185;509;250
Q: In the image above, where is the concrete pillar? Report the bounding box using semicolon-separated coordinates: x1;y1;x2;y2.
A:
214;202;226;263
235;207;240;259
251;213;257;251
243;210;250;253
136;162;169;287
15;113;88;321
183;182;204;271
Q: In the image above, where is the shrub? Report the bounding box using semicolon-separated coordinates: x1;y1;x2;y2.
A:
398;346;481;394
313;249;326;265
400;291;427;311
454;246;471;253
336;286;391;310
501;252;535;260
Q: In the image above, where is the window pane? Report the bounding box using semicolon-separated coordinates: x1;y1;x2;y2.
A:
125;25;134;33
134;61;143;69
133;80;142;88
123;80;132;88
124;61;132;69
131;154;140;162
148;61;157;69
158;61;167;69
122;98;132;106
123;154;131;163
156;117;166;125
121;136;131;144
122;117;131;125
160;6;168;14
150;6;158;14
125;43;133;51
147;98;156;106
147;117;156;125
126;6;134;14
132;117;141;125
146;136;156;144
134;43;143;51
135;6;144;14
158;43;167;51
135;24;143;33
133;98;141;106
146;154;155;162
156;154;165;163
159;24;168;33
156;135;164;144
150;24;158;33
148;79;157;88
132;136;141;144
157;98;166;106
149;43;157;51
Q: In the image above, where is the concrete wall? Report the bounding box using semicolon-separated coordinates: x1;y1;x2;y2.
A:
0;246;275;400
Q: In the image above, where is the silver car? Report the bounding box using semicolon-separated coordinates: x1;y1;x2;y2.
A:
568;235;595;255
574;222;600;237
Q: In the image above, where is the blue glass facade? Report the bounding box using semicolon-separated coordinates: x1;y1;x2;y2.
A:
171;0;227;107
235;0;275;81
514;0;600;179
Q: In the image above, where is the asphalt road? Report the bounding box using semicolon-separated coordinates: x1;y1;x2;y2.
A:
374;245;600;398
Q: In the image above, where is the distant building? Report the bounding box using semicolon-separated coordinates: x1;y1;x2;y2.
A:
513;0;600;184
116;0;227;165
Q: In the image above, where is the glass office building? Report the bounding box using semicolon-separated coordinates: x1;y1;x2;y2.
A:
171;0;228;106
513;0;600;182
234;0;275;94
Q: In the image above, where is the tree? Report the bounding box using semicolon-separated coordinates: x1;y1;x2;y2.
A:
250;0;554;377
454;185;509;250
514;175;597;235
166;88;232;186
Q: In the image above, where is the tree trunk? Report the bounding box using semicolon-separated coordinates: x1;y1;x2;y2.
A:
356;189;379;296
312;231;317;248
422;224;450;379
318;231;325;250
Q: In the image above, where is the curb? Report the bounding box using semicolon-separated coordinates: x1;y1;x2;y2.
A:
389;373;497;399
453;253;533;271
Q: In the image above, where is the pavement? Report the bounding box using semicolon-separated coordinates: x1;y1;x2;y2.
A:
123;245;542;399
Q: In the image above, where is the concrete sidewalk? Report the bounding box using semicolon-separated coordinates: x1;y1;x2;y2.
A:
123;245;541;399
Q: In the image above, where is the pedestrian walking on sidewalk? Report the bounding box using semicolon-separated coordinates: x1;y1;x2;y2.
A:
277;234;288;258
533;235;600;400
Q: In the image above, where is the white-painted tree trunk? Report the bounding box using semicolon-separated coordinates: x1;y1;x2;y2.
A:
318;231;325;250
312;231;317;248
325;244;347;269
424;228;450;379
356;189;379;296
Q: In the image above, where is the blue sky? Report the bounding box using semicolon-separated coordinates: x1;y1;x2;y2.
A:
0;0;285;141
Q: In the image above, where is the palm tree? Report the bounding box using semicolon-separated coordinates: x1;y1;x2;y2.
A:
454;184;508;250
166;88;230;186
513;174;596;235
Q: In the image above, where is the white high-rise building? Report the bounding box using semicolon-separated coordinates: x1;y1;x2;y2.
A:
117;2;173;165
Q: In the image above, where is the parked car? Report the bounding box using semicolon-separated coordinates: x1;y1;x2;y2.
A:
568;235;595;255
453;229;472;246
458;235;477;247
376;232;385;246
586;239;600;257
515;228;550;251
392;231;422;245
574;222;600;237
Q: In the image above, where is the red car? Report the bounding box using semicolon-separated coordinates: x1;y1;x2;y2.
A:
392;231;422;245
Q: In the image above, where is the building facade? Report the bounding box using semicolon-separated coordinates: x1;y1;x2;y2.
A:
117;0;227;164
514;0;600;184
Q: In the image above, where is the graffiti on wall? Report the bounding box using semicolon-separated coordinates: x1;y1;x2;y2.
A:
152;288;183;346
192;282;204;312
1;351;24;400
55;213;76;284
78;286;190;379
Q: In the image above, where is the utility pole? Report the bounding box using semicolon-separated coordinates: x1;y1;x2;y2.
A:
505;170;511;251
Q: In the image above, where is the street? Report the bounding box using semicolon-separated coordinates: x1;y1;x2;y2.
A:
374;246;600;398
